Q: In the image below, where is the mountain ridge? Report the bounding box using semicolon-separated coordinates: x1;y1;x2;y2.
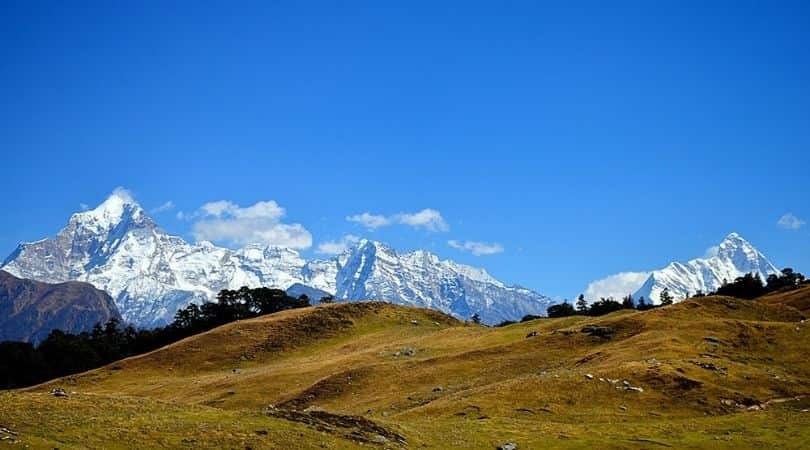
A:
632;232;780;303
0;270;121;343
583;232;781;304
1;192;552;326
5;290;809;448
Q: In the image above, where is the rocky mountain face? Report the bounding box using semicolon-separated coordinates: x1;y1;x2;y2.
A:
632;233;780;303
1;192;552;326
0;270;121;344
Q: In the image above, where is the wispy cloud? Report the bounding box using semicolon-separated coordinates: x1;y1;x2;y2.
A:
316;234;360;255
397;209;449;232
346;212;391;230
448;240;504;256
150;201;175;214
111;186;136;203
347;208;449;232
79;203;89;211
192;199;312;249
777;212;805;230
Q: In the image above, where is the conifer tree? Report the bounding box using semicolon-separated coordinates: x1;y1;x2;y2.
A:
576;294;588;313
659;288;674;306
621;294;635;309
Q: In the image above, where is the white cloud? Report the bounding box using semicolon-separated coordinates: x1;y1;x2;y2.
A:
192;199;312;249
200;200;234;217
777;212;805;230
448;240;504;256
150;201;175;214
79;203;89;211
200;200;284;220
346;212;392;230
347;208;449;232
111;186;135;203
396;209;449;232
583;271;651;302
316;234;361;255
704;245;720;258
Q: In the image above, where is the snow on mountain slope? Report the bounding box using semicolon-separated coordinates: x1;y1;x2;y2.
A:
2;192;551;326
632;233;780;303
332;240;551;324
583;233;780;305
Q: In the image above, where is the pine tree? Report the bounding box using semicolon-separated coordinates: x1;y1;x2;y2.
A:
576;294;588;314
621;294;635;309
659;288;674;306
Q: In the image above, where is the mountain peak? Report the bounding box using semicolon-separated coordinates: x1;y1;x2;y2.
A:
720;232;749;245
628;232;780;304
355;239;393;253
71;188;146;232
716;232;759;261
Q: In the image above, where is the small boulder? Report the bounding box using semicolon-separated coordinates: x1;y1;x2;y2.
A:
526;331;538;338
585;374;594;380
498;443;518;450
432;386;443;392
401;347;416;357
50;388;69;398
703;336;721;344
411;320;419;325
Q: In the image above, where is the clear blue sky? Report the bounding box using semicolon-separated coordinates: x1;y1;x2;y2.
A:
2;1;808;299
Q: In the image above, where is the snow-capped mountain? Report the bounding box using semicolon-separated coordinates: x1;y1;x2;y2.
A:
2;192;552;326
333;240;551;324
632;233;780;303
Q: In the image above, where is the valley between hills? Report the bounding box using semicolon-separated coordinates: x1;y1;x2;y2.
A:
2;286;809;449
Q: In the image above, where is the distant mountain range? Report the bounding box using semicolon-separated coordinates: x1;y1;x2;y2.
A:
1;192;553;326
586;233;781;304
1;190;785;331
0;270;120;343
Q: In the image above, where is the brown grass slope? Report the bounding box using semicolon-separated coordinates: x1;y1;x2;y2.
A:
2;293;809;449
758;284;810;314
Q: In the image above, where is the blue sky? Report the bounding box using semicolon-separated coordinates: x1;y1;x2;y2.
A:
2;1;808;300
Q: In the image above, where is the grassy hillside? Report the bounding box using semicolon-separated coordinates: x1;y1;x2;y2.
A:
2;294;809;449
758;284;810;314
